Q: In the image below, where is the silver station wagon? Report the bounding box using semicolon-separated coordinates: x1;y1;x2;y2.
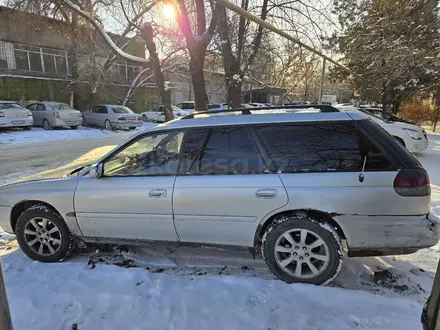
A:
0;105;438;285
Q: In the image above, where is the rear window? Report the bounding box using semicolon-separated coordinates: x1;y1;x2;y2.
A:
208;104;221;109
50;103;75;110
112;106;133;114
0;103;24;109
256;122;393;173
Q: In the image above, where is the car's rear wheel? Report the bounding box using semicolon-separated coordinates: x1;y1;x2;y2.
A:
15;205;75;262
142;115;149;122
43;119;52;130
104;119;112;130
262;214;343;285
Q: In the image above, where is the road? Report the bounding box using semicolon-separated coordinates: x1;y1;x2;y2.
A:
0;134;129;184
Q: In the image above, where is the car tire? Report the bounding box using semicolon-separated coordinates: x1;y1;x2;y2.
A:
43;119;52;130
104;119;112;130
15;205;75;263
71;126;78;130
262;213;343;285
23;126;32;131
142;115;149;122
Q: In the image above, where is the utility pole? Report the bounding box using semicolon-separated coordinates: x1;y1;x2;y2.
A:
0;257;13;330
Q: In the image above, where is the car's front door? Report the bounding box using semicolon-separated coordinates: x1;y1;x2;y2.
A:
96;106;108;127
173;126;288;247
74;130;184;241
86;106;99;125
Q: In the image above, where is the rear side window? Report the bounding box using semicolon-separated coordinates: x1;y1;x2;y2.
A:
256;123;392;173
180;127;266;175
98;106;108;114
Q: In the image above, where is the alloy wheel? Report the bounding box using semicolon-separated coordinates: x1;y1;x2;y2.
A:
274;228;330;279
23;217;62;256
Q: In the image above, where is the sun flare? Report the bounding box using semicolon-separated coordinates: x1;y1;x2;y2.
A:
163;4;175;20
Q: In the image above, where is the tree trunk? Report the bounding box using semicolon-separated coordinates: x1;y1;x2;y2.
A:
189;50;208;112
69;13;80;109
381;81;387;119
433;86;440;132
142;24;173;121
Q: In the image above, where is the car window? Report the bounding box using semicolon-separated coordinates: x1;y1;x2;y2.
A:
208;104;220;109
256;123;392;172
27;104;36;111
104;131;184;177
91;106;100;113
0;103;24;109
35;103;46;111
112;106;132;114
177;103;185;109
50;103;75;111
98;106;108;114
180;127;266;175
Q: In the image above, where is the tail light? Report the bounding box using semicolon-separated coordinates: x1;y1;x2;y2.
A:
137;117;142;121
28;111;32;116
0;111;4;117
118;117;127;121
53;112;60;118
394;168;430;196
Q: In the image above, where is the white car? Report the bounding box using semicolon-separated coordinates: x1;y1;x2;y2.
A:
141;105;189;122
176;101;195;112
338;106;428;153
0;101;33;130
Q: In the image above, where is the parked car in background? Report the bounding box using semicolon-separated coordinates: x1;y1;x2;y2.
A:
338;106;428;153
246;103;272;108
82;104;142;130
176;101;195;112
27;102;82;130
0;105;438;286
141;105;188;122
207;104;227;111
0;101;33;130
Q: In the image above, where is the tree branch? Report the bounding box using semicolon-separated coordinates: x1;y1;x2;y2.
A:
62;0;149;63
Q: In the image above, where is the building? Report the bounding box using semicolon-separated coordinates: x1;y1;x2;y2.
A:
0;6;229;112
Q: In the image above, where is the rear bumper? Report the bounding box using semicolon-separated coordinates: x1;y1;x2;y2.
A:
111;121;142;129
0;118;33;128
53;118;83;127
336;213;440;256
0;206;13;233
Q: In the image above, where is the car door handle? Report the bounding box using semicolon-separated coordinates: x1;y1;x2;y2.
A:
149;189;167;198
255;189;277;199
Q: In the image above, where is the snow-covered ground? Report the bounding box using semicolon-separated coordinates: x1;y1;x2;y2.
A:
1;130;440;329
0;123;155;146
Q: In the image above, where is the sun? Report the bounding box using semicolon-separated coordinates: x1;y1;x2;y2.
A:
163;4;175;20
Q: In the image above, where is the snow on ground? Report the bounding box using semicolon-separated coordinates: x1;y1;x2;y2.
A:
0;123;155;146
1;130;440;329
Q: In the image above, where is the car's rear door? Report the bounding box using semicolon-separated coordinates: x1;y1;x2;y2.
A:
173;126;288;247
34;103;46;126
74;130;184;241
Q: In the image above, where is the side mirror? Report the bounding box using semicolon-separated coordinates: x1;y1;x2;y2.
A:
89;163;104;178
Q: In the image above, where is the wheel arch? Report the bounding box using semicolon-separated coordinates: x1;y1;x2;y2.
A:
253;209;347;250
10;200;62;233
393;135;406;147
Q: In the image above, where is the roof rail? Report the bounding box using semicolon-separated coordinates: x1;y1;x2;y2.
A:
181;104;340;119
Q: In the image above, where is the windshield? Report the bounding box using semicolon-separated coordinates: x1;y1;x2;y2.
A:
50;103;76;110
112;106;133;114
0;103;24;109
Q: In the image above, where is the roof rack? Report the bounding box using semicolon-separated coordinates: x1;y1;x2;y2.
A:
181;104;339;119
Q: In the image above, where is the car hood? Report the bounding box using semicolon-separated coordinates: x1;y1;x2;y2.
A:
393;121;422;131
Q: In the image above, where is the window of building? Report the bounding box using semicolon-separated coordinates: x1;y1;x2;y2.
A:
256;123;392;173
13;44;69;75
0;42;7;69
115;60;141;81
180;127;267;175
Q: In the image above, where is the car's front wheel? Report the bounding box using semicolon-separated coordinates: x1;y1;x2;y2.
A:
104;119;112;130
262;214;343;285
15;205;75;262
